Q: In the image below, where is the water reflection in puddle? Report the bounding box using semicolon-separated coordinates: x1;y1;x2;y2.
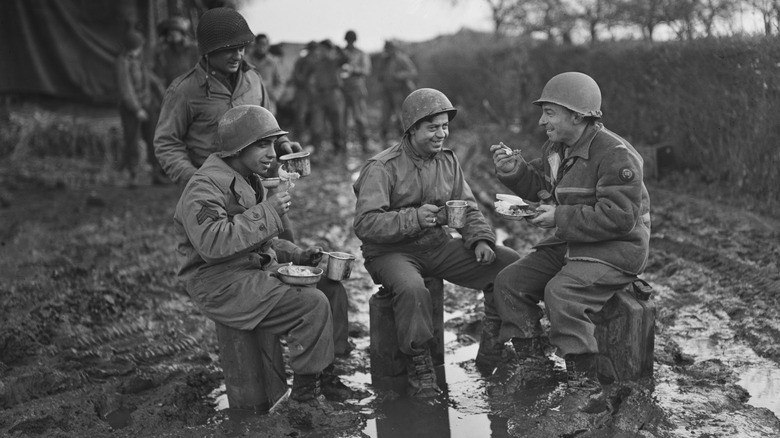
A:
360;341;512;438
669;305;780;417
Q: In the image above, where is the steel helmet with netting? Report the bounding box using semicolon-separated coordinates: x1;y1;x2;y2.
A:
401;88;457;133
217;105;287;158
196;7;254;56
533;72;602;119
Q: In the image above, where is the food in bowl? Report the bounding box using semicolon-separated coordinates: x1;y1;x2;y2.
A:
277;265;323;286
494;194;536;218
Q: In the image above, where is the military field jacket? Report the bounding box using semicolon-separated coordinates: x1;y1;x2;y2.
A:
496;122;651;275
353;138;496;259
173;154;302;328
154;60;270;185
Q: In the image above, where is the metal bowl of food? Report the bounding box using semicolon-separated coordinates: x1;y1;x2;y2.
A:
277;265;323;286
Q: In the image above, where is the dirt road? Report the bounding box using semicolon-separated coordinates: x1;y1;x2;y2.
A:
0;129;778;437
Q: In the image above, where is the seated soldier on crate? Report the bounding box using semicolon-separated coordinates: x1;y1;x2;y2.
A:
173;105;355;409
352;88;520;400
489;72;651;414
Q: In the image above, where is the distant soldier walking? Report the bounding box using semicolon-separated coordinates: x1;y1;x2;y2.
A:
248;34;284;116
378;41;417;141
115;29;165;185
152;16;199;88
341;30;372;152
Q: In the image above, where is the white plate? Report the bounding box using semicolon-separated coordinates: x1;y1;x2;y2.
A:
495;194;528;206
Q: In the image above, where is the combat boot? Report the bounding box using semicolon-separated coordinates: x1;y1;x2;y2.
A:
406;347;442;399
320;363;358;401
474;317;506;376
560;353;610;414
290;373;322;403
492;337;555;389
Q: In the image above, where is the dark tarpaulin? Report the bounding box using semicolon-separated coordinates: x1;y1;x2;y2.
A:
0;0;138;104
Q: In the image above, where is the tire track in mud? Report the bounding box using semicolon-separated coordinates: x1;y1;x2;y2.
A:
651;236;780;300
650;235;780;360
1;316;208;409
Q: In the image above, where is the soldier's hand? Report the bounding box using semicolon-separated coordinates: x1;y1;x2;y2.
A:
137;109;149;122
417;204;441;228
270;191;292;217
474;241;496;265
490;142;520;173
529;204;556;228
301;246;324;266
278;140;303;155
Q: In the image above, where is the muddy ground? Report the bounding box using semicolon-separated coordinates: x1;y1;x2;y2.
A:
0;115;779;437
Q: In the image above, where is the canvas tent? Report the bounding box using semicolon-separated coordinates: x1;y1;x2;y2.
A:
0;0;201;104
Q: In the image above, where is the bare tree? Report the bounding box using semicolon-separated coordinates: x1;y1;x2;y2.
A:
573;0;621;43
697;0;738;37
662;0;700;40
449;0;524;35
746;0;780;34
614;0;668;40
511;0;579;43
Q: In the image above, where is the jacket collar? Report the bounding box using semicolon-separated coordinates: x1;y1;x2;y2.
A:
195;59;252;93
558;122;603;161
401;135;443;168
200;155;257;208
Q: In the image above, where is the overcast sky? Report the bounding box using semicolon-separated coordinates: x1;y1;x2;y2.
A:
239;0;494;53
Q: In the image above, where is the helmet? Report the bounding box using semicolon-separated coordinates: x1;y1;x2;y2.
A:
401;88;457;133
123;30;145;50
345;30;357;42
196;7;254;56
217;105;288;158
533;72;602;118
158;16;190;35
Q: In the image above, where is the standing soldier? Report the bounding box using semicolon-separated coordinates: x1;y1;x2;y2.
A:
341;30;372;153
152;16;199;88
309;39;347;154
378;41;417;142
248;34;284;116
352;88;520;400
115;29;165;185
490;72;651;414
289;41;318;144
154;8;351;356
173;105;354;409
154;7;300;186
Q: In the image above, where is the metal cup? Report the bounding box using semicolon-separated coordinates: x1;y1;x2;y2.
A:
446;200;468;229
325;252;356;281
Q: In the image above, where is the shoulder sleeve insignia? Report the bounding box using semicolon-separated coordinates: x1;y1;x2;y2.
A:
196;201;220;225
618;167;635;183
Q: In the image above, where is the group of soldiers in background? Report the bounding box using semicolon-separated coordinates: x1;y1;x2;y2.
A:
114;15;419;185
281;32;419;154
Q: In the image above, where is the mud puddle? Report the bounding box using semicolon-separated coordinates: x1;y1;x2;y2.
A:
661;299;780;417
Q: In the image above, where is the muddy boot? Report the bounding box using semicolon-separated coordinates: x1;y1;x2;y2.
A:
320;364;356;401
406;347;442;399
290;373;330;410
560;353;610;414
493;337;555;390
474;317;505;376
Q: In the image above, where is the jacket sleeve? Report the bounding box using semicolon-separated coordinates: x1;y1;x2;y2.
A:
178;177;286;264
554;147;644;242
496;156;548;203
154;87;198;185
271;238;304;264
353;162;422;243
116;56;142;113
